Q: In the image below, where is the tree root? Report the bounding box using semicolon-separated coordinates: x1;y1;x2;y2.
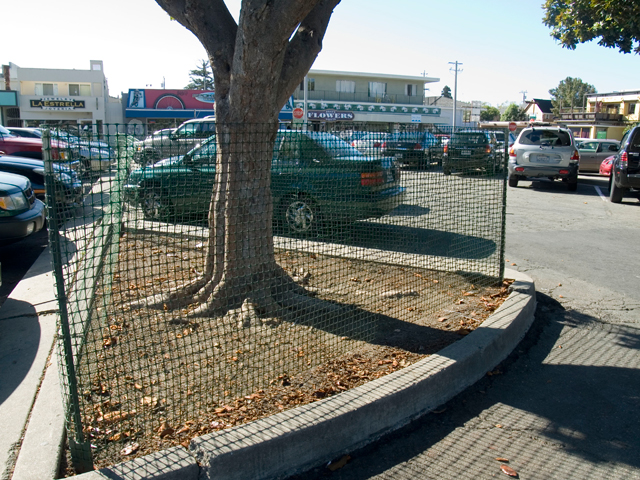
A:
124;264;349;330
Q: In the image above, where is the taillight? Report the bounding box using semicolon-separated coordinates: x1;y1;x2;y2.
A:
444;144;448;154
559;169;569;175
373;142;381;148
351;141;356;147
381;142;386;149
413;143;423;150
620;151;628;168
509;147;516;157
51;148;60;160
485;145;491;154
570;150;580;161
361;171;384;186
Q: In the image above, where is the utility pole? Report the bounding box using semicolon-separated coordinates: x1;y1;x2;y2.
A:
520;90;527;104
448;61;463;129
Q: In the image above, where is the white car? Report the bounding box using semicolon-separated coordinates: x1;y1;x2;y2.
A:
508;126;580;191
351;132;388;156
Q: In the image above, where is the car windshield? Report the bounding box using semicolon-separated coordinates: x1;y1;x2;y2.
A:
492;132;505;142
388;132;437;144
520;129;571;147
304;132;363;157
0;125;14;136
451;133;488;144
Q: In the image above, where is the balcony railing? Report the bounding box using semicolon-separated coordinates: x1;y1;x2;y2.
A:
292;90;424;105
558;112;623;122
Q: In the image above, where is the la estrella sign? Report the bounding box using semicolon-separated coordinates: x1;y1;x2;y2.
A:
307;110;355;121
30;98;86;110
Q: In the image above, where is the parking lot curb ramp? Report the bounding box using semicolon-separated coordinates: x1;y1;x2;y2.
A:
73;269;535;480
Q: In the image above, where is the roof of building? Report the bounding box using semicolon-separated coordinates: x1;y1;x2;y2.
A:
528;99;553;113
309;69;439;84
424;96;471;108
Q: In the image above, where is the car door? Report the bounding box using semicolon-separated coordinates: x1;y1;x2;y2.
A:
596;142;619;165
271;132;304;203
577;141;599;172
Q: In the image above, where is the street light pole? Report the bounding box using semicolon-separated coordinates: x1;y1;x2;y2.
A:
449;61;463;129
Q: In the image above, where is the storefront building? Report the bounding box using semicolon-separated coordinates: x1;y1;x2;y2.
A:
0;61;122;131
292;69;442;131
124;88;294;135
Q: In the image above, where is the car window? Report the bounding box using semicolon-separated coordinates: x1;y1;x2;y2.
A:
190;141;216;165
304;132;363;158
600;142;619;152
519;129;571;147
0;125;14;137
278;133;301;159
577;141;598;151
629;130;640;153
451;133;488;145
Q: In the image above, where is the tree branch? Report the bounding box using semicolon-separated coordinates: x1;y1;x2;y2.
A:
276;0;341;109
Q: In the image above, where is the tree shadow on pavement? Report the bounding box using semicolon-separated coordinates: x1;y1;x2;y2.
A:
288;293;640;479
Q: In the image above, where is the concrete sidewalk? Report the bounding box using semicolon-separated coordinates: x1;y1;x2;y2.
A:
0;246;64;480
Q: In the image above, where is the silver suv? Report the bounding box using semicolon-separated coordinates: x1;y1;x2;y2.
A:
508;126;580;191
135;117;216;164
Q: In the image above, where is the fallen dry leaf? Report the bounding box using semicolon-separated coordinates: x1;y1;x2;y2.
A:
437;317;448;322
157;422;174;438
120;443;139;456
327;455;351;471
495;457;509;462
500;464;518;477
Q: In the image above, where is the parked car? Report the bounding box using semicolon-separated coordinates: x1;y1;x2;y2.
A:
135;117;217;164
0;156;83;208
48;129;114;174
0;125;72;162
507;126;580;191
609;125;640;203
124;131;405;234
599;155;615;176
0;171;46;245
351;132;388;157
6;127;42;139
383;131;442;168
443;130;501;175
575;139;620;173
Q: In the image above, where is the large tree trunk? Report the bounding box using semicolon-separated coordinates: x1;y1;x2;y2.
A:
139;0;340;319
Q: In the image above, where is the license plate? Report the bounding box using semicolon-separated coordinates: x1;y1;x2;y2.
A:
461;149;471;156
385;171;394;183
534;155;551;163
396;153;404;159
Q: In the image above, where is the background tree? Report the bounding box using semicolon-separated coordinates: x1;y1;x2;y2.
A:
549;77;596;114
441;85;452;98
185;59;214;90
543;0;640;54
500;104;528;121
139;0;341;319
480;106;501;121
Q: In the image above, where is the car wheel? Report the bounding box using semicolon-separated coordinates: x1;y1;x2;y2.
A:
280;195;320;235
141;189;171;220
567;179;578;192
443;164;451;176
142;150;160;166
508;174;518;188
609;175;625;203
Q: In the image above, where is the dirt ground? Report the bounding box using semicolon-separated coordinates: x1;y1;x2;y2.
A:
61;230;512;475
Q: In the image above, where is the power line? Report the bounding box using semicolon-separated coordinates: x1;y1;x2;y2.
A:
448;61;463;129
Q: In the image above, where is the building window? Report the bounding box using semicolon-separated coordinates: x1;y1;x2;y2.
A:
69;84;91;96
628;102;636;115
299;78;315;91
406;84;419;96
368;82;386;97
35;83;58;96
336;80;355;93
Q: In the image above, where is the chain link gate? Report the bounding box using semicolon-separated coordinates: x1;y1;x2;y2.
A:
43;123;508;472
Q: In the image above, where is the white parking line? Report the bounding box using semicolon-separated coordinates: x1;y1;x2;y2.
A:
594;186;607;201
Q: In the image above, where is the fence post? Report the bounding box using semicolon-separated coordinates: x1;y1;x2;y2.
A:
499;128;508;282
42;129;94;473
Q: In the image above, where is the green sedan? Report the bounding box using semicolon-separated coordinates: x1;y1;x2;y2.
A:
124;131;405;234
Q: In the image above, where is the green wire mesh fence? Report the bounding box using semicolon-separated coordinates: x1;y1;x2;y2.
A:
43;122;507;473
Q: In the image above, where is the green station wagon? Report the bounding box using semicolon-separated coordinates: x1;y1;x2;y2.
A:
124;131;405;234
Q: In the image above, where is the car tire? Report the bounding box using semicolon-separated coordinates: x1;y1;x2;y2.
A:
141;188;172;220
609;175;625;203
279;194;320;235
567;180;578;192
508;174;518;188
443;164;451;176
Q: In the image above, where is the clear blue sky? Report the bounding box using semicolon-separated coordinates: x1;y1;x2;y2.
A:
4;0;640;106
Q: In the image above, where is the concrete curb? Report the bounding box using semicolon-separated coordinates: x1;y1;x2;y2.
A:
72;268;535;480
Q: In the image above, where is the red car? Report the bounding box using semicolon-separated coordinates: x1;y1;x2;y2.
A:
599;155;615;176
0;125;70;161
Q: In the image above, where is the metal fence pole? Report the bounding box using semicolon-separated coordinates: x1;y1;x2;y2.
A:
42;129;94;472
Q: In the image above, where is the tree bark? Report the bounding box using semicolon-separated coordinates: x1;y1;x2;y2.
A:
143;0;340;317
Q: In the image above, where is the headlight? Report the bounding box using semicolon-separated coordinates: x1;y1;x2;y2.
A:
54;172;74;184
0;192;29;211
